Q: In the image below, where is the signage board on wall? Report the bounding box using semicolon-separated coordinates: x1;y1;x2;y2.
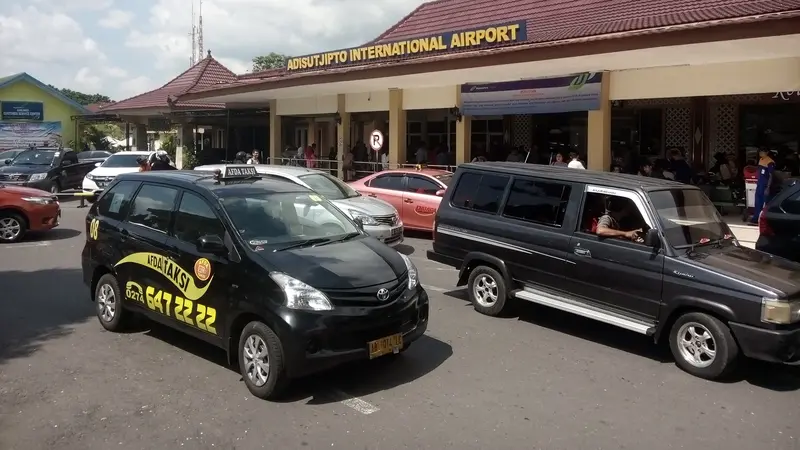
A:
286;21;527;72
1;101;44;121
0;122;62;150
460;73;603;116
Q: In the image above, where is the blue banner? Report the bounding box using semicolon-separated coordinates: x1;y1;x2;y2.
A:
1;101;44;121
461;73;603;116
0;122;62;150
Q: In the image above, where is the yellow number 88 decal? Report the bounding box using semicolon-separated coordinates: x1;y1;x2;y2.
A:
89;218;99;240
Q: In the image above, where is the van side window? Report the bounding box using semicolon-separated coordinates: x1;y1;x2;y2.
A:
97;180;140;221
579;192;649;243
128;184;179;233
451;172;509;214
502;179;571;227
369;174;404;191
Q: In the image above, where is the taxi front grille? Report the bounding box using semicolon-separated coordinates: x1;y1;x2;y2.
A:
0;174;28;181
323;273;408;307
373;214;398;226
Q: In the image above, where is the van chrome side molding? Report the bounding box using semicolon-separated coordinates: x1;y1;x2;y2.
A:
514;288;656;335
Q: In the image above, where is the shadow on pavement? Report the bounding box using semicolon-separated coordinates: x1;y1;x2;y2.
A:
394;244;415;255
0;268;94;366
26;227;82;242
138;318;452;403
444;287;800;391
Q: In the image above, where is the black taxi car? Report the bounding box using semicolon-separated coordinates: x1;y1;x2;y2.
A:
81;166;429;399
428;162;800;380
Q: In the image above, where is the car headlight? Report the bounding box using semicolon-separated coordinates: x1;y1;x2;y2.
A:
348;210;378;226
269;272;333;311
28;173;46;182
399;253;419;290
85;173;94;180
21;196;53;205
761;297;800;324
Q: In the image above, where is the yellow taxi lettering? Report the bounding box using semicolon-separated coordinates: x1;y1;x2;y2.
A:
89;218;99;240
182;299;195;325
196;304;208;331
114;252;213;300
145;286;156;310
205;307;217;334
125;281;144;303
152;290;164;313
174;297;185;322
162;292;173;317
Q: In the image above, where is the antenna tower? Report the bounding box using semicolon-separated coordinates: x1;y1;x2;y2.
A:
189;2;197;66
198;0;204;59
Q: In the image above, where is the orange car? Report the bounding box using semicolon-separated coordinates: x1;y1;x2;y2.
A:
349;168;453;232
0;184;60;243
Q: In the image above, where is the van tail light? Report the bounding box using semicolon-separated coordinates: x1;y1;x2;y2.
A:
758;207;774;237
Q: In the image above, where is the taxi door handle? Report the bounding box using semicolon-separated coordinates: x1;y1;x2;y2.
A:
574;248;591;257
367;194;377;197
404;199;413;203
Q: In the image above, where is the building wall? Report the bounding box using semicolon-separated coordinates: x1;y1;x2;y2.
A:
276;95;338;115
345;91;389;112
610;58;800;100
403;86;457;110
0;80;80;147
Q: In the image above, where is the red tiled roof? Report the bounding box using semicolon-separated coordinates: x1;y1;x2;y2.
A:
85;102;114;112
102;53;236;112
178;0;800;99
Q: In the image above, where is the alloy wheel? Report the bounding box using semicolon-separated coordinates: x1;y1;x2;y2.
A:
0;217;22;242
243;335;270;387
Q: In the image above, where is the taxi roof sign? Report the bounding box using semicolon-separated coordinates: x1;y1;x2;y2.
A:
218;165;259;179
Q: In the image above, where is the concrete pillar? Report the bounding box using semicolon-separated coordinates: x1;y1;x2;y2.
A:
135;125;148;151
269;100;281;164
454;85;471;164
587;72;611;171
307;120;317;148
388;89;406;167
336;95;349;179
177;125;194;169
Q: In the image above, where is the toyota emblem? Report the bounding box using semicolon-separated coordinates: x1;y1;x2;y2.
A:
376;288;389;301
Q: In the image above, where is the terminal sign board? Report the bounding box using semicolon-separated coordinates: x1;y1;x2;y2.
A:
1;102;44;121
286;21;527;72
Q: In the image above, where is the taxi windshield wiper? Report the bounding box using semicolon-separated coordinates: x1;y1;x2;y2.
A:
324;231;361;244
273;237;331;251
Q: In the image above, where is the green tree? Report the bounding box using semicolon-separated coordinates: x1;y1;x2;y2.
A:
51;85;122;151
50;86;112;105
252;52;289;72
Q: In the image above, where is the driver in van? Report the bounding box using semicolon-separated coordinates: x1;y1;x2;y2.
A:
596;196;643;242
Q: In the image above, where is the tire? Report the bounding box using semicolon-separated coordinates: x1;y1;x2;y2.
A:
0;211;27;243
669;312;739;380
94;274;127;332
238;321;288;400
467;265;508;317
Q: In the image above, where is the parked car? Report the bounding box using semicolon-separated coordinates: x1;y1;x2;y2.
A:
194;164;405;246
348;168;453;232
0;149;26;165
756;178;800;262
427;162;800;380
0;183;60;243
78;150;112;164
82;151;153;193
0;148;96;193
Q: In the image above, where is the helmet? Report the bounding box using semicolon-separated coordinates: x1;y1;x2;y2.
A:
235;151;247;161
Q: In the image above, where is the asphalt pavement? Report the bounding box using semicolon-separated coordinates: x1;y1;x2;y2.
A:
1;203;799;450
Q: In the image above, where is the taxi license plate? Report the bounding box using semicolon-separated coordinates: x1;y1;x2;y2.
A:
391;227;402;237
367;333;403;359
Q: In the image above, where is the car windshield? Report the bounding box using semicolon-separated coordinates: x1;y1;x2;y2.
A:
649;189;732;248
433;173;453;186
101;154;145;168
220;191;360;249
10;149;56;166
297;173;359;200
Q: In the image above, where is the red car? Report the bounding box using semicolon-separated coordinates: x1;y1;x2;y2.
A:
0;184;60;243
349;168;453;232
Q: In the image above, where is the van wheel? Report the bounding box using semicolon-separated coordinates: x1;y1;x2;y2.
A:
669;312;739;380
467;266;508;316
0;212;27;243
94;274;127;332
238;321;288;400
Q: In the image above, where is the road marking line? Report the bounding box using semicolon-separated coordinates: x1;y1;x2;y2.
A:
332;390;380;414
3;241;51;249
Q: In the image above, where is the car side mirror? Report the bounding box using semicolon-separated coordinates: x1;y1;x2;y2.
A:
353;217;364;230
644;228;661;248
197;234;227;255
435;189;446;197
4;159;11;165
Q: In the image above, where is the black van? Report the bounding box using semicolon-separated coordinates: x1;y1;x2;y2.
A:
428;162;800;380
82;166;429;399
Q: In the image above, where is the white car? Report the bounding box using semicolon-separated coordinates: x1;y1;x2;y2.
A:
82;151;153;192
194;164;404;246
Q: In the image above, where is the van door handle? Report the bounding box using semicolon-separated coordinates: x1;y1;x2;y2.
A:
574;248;591;257
404;199;413;203
367;194;376;198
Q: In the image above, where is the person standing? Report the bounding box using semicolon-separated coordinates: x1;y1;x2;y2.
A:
751;149;776;223
247;150;261;164
668;148;692;183
567;152;585;169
